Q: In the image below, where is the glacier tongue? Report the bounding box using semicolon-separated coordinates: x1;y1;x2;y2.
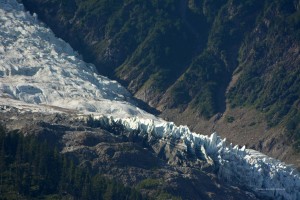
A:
0;0;299;199
83;116;300;200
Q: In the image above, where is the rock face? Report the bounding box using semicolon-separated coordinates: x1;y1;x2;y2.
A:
0;110;257;200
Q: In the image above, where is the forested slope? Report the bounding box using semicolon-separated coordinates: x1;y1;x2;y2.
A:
0;126;144;200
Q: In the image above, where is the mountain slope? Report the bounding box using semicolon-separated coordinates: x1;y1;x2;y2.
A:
0;1;299;199
20;0;300;166
1;111;259;200
0;126;144;200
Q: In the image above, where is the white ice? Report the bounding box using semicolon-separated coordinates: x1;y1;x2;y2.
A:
0;0;155;120
83;115;300;200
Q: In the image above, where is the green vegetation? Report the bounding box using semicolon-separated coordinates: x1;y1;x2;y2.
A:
227;0;300;148
21;0;300;149
0;126;144;200
285;113;300;151
136;178;181;200
136;178;161;190
226;116;235;123
249;122;256;127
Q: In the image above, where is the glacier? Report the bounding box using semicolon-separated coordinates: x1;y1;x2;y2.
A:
78;115;300;200
0;0;154;119
0;0;299;199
